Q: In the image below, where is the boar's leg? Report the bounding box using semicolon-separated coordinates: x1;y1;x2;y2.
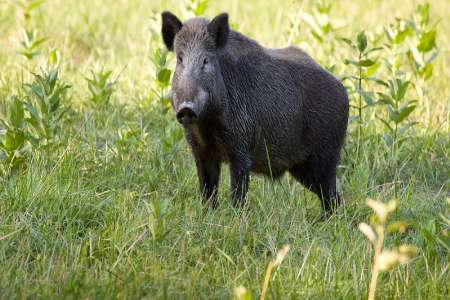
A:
229;157;251;207
194;153;221;208
289;159;341;214
319;174;341;213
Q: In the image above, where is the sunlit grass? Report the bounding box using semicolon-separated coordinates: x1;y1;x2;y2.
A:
0;0;449;299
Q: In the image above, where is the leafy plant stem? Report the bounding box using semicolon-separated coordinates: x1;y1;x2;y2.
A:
368;225;384;300
357;52;363;159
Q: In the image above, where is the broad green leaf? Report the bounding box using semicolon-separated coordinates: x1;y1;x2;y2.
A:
356;31;367;53
152;48;162;66
157;68;171;86
421;63;433;80
24;100;41;123
48;49;60;65
395;81;410;101
322;23;332;34
48;69;59;91
8;98;25;128
29;37;47;50
158;51;168;67
378;99;395;106
4;130;25;151
417;3;430;26
417;30;436;53
358;59;376;67
395;105;416;124
388;79;396;99
194;0;209;16
377;92;395;106
393;29;411;44
19;50;36;60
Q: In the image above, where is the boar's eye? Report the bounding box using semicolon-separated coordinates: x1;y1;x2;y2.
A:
202;58;208;67
177;54;183;64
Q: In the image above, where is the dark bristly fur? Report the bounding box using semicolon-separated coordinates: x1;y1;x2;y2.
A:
161;12;349;213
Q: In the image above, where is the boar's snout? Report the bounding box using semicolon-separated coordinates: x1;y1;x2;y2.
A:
176;102;198;125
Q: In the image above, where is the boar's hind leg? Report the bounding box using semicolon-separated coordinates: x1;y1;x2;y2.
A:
194;154;221;209
289;159;341;213
229;157;251;208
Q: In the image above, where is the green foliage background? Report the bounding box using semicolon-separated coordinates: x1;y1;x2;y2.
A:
0;0;448;299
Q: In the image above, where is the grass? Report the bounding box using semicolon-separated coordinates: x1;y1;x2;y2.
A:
0;0;449;299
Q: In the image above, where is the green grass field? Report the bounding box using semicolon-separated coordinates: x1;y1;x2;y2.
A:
0;0;449;299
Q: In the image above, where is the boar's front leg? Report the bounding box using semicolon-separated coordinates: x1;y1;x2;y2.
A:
229;156;251;207
193;151;221;208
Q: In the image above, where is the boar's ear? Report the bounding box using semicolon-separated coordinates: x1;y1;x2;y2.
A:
207;13;229;49
161;11;183;51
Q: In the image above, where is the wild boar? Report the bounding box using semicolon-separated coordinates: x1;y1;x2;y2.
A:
161;12;349;213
